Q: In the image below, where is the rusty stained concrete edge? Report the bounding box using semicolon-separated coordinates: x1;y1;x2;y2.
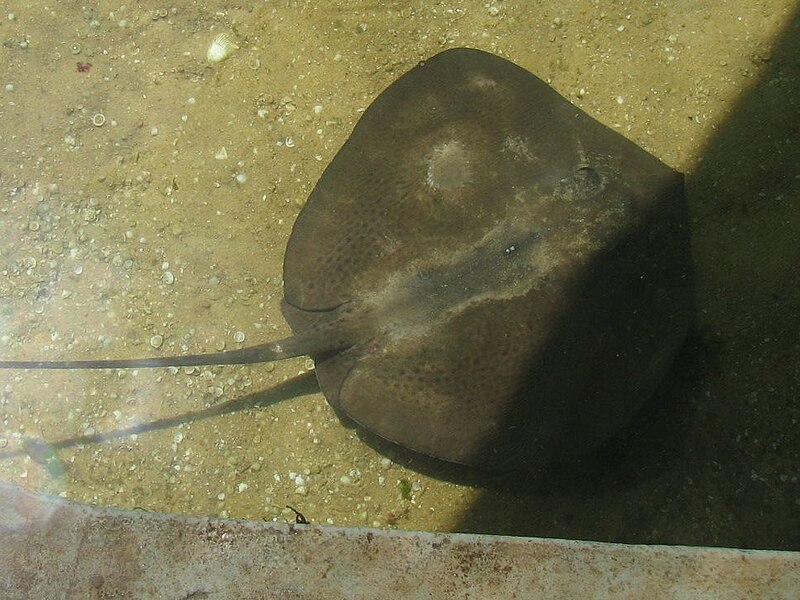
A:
0;482;797;599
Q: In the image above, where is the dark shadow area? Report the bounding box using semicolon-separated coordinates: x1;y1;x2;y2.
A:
453;8;800;550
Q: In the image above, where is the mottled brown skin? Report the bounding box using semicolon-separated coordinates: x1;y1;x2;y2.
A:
0;49;691;471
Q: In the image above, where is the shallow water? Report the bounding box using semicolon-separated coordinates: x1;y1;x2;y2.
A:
0;1;797;549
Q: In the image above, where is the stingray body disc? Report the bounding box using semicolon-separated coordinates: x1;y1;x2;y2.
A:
282;48;691;470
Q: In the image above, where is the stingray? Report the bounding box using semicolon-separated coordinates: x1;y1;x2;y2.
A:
0;48;691;471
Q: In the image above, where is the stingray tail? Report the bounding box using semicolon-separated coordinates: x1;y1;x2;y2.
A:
0;327;351;370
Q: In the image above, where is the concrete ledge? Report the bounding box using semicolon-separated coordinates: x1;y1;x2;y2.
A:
0;482;796;599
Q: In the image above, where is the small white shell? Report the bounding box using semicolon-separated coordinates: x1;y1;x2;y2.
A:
206;33;238;64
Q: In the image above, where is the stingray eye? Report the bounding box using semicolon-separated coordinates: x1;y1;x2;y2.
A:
555;165;605;201
504;243;518;257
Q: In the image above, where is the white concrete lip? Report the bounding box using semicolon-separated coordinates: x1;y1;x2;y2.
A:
0;482;797;599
